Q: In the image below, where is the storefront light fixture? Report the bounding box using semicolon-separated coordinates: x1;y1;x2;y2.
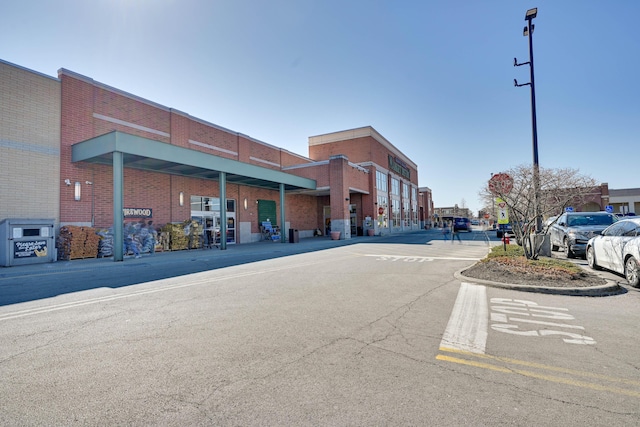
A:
74;182;81;201
243;198;248;210
179;192;184;206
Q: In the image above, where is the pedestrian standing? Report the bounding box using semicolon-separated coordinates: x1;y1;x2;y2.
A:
451;220;462;244
443;221;451;241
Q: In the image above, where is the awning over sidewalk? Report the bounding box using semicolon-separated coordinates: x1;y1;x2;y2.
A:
71;131;317;191
71;131;317;260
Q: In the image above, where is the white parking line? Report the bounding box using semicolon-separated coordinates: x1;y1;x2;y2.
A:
440;282;488;354
363;255;482;261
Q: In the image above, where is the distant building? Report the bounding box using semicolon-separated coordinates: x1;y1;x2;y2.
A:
418;187;434;228
607;187;640;215
434;206;472;224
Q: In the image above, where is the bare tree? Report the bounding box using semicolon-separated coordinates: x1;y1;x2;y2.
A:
480;165;598;259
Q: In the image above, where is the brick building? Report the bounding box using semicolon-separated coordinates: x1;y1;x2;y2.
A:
1;59;423;261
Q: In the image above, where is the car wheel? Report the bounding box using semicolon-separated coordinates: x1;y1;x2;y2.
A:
564;238;575;258
624;256;640;287
497;231;503;238
586;246;602;270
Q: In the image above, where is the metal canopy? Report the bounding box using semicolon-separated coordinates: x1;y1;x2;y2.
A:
71;131;317;192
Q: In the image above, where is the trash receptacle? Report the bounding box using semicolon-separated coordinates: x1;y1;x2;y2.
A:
289;228;299;243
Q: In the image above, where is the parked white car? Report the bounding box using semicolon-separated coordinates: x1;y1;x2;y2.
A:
586;217;640;287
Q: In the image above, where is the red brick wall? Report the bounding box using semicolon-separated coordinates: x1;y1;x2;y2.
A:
286;164;330;188
329;156;349;223
281;150;312;167
60;75;95;223
285;194;319;230
310;135;418;187
59;73;298;233
190;119;238;159
309;137;372;162
94;87;171;141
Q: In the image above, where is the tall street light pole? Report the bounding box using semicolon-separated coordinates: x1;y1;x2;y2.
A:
514;7;542;234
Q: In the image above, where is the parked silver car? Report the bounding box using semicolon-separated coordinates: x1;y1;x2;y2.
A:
586;217;640;287
549;211;618;258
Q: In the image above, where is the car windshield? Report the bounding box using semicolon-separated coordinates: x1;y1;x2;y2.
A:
567;215;615;227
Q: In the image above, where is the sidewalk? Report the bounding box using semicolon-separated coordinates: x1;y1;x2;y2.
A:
0;233;382;279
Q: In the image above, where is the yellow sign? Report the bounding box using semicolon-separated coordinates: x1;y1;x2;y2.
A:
496;198;509;224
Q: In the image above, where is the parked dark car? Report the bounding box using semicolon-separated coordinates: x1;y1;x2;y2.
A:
453;217;472;232
549;211;618;258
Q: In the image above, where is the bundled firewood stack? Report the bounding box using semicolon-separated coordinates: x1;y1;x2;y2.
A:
93;222;158;257
186;220;204;249
96;228;114;258
160;222;188;250
160;220;203;250
57;225;100;260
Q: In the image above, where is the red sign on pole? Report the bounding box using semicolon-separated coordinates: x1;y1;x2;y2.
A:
378;207;384;215
488;173;513;195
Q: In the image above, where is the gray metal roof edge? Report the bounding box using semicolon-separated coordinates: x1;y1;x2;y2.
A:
0;58;60;82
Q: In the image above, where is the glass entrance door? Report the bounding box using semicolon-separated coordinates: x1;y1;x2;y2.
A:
323;206;331;235
191;212;220;246
349;204;357;236
190;196;236;245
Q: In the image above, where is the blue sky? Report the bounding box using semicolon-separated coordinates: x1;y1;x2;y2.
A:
2;1;638;215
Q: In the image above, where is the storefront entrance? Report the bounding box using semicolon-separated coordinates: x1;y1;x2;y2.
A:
323;206;331;235
191;196;236;244
349;204;358;236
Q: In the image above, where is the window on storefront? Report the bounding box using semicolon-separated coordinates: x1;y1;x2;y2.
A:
411;187;418;226
391;178;400;196
376;171;387;191
401;201;408;226
392;198;401;227
377;195;388;228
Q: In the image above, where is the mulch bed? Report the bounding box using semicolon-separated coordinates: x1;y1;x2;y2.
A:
462;258;607;288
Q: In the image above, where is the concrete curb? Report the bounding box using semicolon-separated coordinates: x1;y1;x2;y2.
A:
454;269;624;297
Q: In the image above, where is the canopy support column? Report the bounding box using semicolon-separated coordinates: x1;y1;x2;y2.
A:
219;172;227;250
113;151;124;261
279;183;286;243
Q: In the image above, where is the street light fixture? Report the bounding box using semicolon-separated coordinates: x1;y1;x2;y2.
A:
525;7;537;20
514;7;542;234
